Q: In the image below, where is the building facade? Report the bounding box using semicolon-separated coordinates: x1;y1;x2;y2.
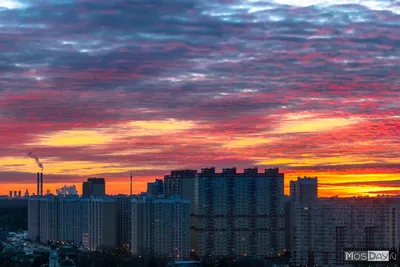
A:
164;170;197;200
39;196;59;243
29;196;89;245
164;170;198;252
28;197;41;241
193;167;285;257
87;197;117;250
291;197;400;266
131;195;190;260
115;195;131;248
288;176;318;256
58;197;89;245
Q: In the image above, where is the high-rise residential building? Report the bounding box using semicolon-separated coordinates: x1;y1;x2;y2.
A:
28;197;41;241
114;195;131;248
147;179;164;196
283;195;292;253
193;167;285;258
131;195;190;260
87;197;117;250
290;176;318;204
164;170;197;251
288;177;318;257
39;196;59;243
82;178;106;197
164;170;197;199
58;197;89;245
291;197;400;266
29;196;89;245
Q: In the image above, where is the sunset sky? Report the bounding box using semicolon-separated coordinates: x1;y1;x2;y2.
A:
0;0;399;197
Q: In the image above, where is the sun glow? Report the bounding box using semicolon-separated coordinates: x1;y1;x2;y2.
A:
32;130;114;147
276;117;360;133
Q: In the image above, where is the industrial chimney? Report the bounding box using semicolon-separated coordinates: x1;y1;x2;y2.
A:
37;172;40;196
40;172;43;196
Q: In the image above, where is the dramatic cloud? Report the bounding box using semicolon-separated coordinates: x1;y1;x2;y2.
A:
0;0;399;196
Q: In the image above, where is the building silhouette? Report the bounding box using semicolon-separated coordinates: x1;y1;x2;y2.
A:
290;176;318;204
82;178;106;197
287;176;318;254
147;179;164;196
164;170;197;199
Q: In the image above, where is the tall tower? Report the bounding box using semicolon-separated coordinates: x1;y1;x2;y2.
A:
130;168;133;196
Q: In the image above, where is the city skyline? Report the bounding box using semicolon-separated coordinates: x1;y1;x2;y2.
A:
1;0;399;197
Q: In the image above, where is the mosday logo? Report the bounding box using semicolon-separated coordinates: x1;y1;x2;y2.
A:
345;250;397;262
368;251;389;261
345;251;367;261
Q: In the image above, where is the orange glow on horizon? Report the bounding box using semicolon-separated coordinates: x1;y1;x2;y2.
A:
1;172;399;198
2;116;399;198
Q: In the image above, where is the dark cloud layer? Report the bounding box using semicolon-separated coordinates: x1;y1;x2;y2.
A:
0;0;399;195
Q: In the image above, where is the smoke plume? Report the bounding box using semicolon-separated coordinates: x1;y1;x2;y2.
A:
27;152;44;171
56;185;78;196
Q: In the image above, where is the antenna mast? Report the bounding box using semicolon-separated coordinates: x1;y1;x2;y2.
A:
130;166;133;196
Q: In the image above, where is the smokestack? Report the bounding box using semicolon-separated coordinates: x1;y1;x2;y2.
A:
40;172;43;196
37;172;40;196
